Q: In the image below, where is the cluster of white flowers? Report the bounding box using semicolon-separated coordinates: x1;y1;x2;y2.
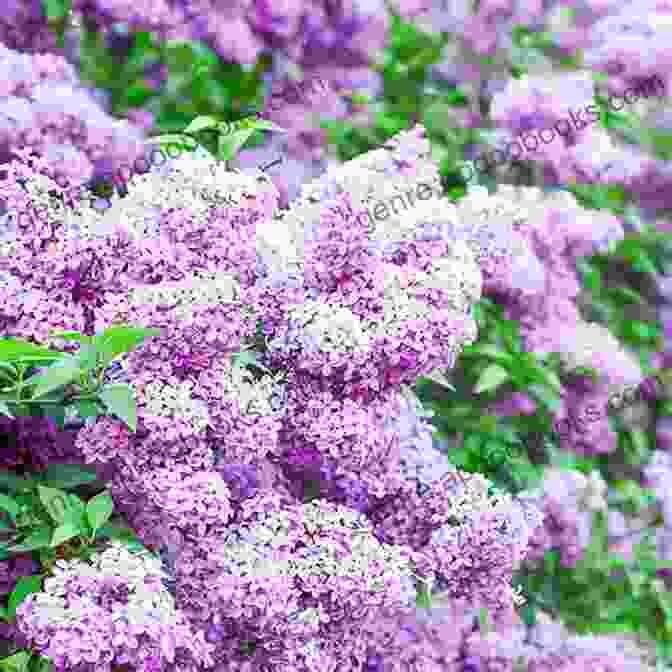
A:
25;542;176;628
73;152;277;242
289;501;417;601
135;150;278;211
287;299;372;354
220;364;279;417
138;379;210;434
441;472;500;522
129;270;240;318
216;501;416;604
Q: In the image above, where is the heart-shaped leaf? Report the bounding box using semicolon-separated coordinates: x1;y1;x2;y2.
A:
96;326;160;368
474;364;510;395
50;523;81;548
86;491;114;536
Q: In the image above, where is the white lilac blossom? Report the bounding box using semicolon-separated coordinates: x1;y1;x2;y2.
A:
208;499;420;640
286;299;372;354
135;378;210;437
128;270;241;319
218;363;279;419
100;152;279;243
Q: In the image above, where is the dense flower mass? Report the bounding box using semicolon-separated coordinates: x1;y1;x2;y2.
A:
0;39;663;667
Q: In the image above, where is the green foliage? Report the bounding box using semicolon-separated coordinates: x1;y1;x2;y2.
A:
85;492;114;539
98;384;137;432
0;326;160;431
516;511;672;662
7;576;43;623
577;227;668;363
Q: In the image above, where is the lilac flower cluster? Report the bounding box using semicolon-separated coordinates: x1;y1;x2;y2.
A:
457;184;647;458
0;43;145;186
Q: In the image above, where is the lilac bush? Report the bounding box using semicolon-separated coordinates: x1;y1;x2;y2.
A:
0;124;539;670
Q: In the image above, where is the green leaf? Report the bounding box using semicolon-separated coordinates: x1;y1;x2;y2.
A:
76;343;98;373
38;486;70;524
0;401;12;419
99;383;137;432
62;494;88;532
50;523;81;548
86;492;114;536
218;129;256;162
145;133;198;150
48;331;83;341
27;357;81;399
474;364;510;394
7;576;43;621
0;650;31;672
183;115;220;134
228;118;286;134
463;344;513;362
40;464;98;491
96;325;161;367
28;655;54;672
0;494;18;520
0;340;64;362
9;527;52;553
539;368;563;394
75;400;101;421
